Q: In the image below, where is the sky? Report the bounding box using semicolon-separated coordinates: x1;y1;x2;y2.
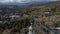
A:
0;0;58;3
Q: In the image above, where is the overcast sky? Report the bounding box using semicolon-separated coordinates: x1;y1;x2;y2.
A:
0;0;58;3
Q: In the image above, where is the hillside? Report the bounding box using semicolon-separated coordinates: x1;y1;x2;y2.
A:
24;1;60;28
0;1;60;34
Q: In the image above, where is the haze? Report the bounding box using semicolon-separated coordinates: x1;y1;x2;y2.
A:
0;0;58;3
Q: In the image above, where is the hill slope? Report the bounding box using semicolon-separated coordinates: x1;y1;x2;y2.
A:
24;1;60;28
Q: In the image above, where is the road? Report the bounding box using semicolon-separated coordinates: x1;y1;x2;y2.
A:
34;18;60;34
27;25;37;34
27;18;51;34
27;18;60;34
34;18;51;33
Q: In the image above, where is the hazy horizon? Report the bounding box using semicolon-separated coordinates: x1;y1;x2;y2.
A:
0;0;58;3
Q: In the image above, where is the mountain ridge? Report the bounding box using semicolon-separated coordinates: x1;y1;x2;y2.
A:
0;1;54;7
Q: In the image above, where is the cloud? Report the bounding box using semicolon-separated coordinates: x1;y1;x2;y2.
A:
0;0;58;3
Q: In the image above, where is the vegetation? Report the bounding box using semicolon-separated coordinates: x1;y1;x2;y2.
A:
0;17;32;34
24;1;60;28
0;1;60;34
35;24;43;34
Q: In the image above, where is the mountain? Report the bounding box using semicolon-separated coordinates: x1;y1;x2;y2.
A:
0;1;54;7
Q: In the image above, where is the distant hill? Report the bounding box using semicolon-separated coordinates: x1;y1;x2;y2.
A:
0;1;53;7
